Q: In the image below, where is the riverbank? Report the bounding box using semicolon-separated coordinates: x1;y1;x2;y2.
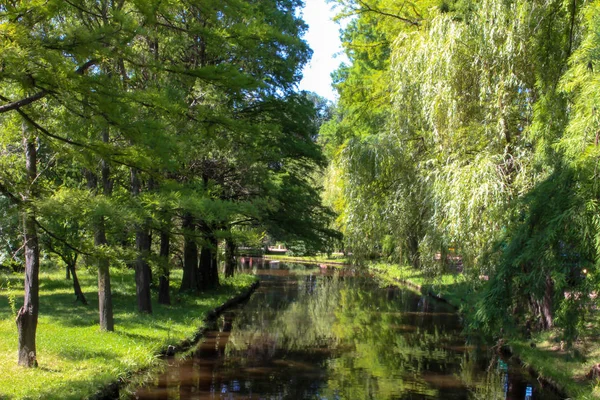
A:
0;268;257;399
262;255;599;398
363;262;600;399
263;254;350;265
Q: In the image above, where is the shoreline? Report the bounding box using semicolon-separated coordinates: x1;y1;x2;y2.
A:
0;271;260;400
261;256;586;398
262;254;350;266
93;280;260;400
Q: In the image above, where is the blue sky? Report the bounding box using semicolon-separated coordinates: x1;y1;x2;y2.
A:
298;0;349;101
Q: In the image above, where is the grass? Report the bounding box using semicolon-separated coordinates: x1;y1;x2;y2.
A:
361;261;600;399
0;267;256;399
346;262;477;311
511;328;600;399
263;254;351;265
266;256;475;307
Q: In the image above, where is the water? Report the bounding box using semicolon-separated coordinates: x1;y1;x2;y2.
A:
133;261;561;400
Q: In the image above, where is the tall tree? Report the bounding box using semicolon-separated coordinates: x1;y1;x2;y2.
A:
1;0;336;366
16;121;40;367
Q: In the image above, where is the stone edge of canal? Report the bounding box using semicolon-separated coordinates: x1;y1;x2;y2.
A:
89;280;261;400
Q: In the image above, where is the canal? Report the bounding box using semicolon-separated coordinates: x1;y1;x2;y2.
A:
133;260;560;399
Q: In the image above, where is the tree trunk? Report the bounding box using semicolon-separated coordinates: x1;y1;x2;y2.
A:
66;263;71;280
158;229;171;305
408;234;420;269
95;225;114;331
131;168;152;314
134;227;153;313
225;237;236;278
68;259;88;305
180;213;199;292
199;232;219;290
541;275;554;330
90;128;114;331
16;128;39;367
17;211;39;367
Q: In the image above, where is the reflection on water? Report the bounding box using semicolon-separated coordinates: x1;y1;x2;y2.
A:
133;261;560;400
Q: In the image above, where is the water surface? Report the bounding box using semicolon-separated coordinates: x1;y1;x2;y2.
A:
133;261;560;400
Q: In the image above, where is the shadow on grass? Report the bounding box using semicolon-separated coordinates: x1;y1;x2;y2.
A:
0;268;258;400
28;373;117;400
1;269;251;334
513;341;591;396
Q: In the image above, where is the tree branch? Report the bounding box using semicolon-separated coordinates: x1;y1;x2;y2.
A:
0;91;47;114
354;0;420;26
0;59;96;114
230;218;256;227
36;221;93;256
63;0;103;19
0;94;153;173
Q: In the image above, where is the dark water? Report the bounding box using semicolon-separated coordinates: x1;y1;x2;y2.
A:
133;261;561;400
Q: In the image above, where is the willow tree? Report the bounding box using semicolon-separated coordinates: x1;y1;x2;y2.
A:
324;0;437;264
327;0;593;338
549;0;600;341
387;0;585;333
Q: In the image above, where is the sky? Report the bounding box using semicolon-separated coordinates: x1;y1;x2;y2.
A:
298;0;349;101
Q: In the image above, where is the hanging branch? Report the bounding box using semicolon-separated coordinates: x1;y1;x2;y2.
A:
0;94;153;174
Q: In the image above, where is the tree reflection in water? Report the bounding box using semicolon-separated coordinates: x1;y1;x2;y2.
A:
134;263;561;400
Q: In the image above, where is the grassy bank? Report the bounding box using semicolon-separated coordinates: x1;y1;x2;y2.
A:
511;330;600;399
263;254;350;265
365;262;476;309
0;268;256;399
364;262;599;399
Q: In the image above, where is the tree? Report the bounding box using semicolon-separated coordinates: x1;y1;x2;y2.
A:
16;121;40;367
0;0;337;367
325;0;595;340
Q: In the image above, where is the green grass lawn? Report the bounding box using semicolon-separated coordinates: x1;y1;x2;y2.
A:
0;267;256;399
361;262;476;311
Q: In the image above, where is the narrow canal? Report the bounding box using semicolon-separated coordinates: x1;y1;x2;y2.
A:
133;261;560;399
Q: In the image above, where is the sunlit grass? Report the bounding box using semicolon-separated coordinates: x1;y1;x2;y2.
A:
363;263;475;310
0;267;256;399
512;329;600;400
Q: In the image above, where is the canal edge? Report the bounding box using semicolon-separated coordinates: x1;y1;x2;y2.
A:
263;255;351;266
89;280;261;400
374;268;570;399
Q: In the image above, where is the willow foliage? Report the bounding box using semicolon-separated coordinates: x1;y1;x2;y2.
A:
330;0;596;339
